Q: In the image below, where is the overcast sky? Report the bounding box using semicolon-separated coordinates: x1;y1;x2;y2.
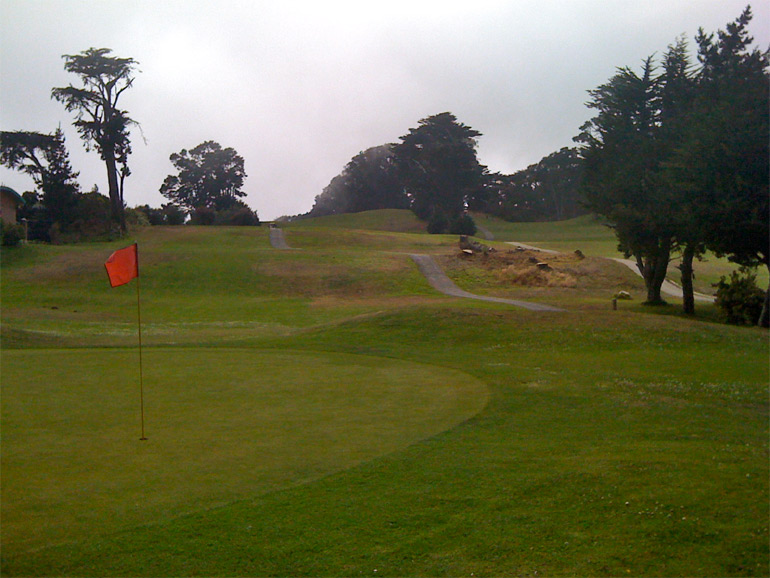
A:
1;1;768;220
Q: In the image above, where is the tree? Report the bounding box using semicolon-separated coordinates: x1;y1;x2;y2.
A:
667;8;769;325
488;148;586;222
393;112;486;233
577;58;675;304
52;48;138;233
658;37;701;315
159;141;247;213
308;144;407;217
1;129;81;231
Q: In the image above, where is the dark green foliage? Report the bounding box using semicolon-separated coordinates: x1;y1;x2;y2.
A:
576;10;768;312
63;191;112;241
160;141;248;212
394;112;486;231
190;206;217;225
449;213;477;236
714;267;766;325
668;7;769;272
487;148;586;222
162;203;186;225
214;202;260;226
133;204;190;226
426;211;449;234
0;222;25;246
52;48;138;233
577;57;675;305
0;129;81;233
309;145;407;217
134;204;165;225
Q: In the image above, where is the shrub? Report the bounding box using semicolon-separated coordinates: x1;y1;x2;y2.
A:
449;214;477;236
426;212;449;234
162;203;186;225
125;208;150;228
714;267;765;326
215;205;260;226
134;204;165;225
1;222;25;246
190;206;216;225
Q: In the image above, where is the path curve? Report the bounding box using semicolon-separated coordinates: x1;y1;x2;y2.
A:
611;258;715;302
410;254;564;312
269;227;291;250
475;224;495;241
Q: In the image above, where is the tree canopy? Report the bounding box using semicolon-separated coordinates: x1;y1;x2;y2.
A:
159;141;248;212
393;112;486;233
309;144;407;217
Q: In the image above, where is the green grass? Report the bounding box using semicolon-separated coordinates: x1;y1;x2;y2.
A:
1;214;768;577
1;347;486;558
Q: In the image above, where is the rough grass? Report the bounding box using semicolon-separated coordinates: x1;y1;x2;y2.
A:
1;214;768;577
472;213;769;294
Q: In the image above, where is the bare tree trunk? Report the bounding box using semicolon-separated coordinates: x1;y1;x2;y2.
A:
104;152;126;234
679;244;696;315
637;239;671;305
760;264;770;328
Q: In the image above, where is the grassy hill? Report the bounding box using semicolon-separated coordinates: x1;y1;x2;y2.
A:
1;214;767;577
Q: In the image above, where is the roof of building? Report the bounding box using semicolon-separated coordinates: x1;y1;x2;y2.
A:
0;185;24;205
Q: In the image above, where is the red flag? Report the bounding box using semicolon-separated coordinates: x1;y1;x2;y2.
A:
105;243;139;287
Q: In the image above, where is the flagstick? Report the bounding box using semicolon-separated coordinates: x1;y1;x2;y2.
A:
136;247;147;441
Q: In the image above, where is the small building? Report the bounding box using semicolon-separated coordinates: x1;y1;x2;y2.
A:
1;186;24;225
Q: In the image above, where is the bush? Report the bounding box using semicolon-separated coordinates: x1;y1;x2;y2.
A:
215;205;260;226
449;214;477;236
163;204;186;225
125;208;150;228
189;206;216;225
426;212;449;234
1;222;25;246
714;267;765;326
135;204;165;225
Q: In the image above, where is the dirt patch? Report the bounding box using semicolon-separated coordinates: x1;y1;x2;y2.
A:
442;247;627;290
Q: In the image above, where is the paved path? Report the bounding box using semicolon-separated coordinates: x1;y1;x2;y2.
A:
476;224;495;241
506;242;559;254
269;228;291;250
409;254;564;312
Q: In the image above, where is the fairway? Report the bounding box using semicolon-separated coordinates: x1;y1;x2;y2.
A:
1;347;488;557
1;216;767;577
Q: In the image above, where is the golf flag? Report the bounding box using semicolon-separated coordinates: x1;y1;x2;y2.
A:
105;243;139;287
105;242;147;440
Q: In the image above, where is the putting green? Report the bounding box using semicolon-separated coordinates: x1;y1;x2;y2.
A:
1;348;488;556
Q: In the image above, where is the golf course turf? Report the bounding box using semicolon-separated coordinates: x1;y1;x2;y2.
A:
1;211;767;577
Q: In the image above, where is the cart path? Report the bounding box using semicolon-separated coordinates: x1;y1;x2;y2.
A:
475;224;495;241
409;254;564;312
269;227;291;250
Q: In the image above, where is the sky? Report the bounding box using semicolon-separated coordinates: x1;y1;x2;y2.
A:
1;1;768;220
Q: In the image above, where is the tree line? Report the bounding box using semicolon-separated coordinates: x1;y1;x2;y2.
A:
306;115;586;229
1;48;258;242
